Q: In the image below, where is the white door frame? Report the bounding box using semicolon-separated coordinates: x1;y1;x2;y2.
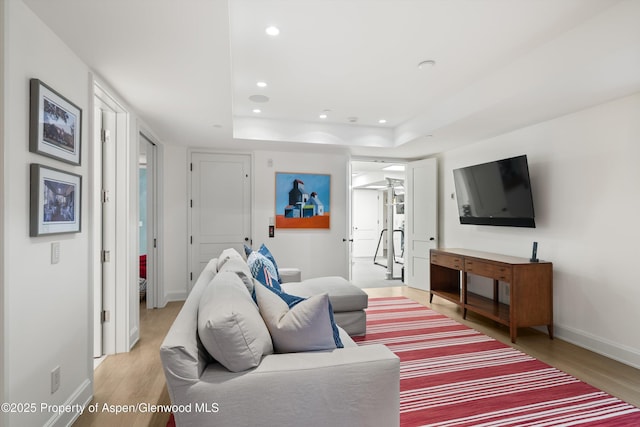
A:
349;158;406;281
92;80;137;355
346;161;353;279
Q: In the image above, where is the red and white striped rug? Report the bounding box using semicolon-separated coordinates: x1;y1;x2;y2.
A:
354;297;640;427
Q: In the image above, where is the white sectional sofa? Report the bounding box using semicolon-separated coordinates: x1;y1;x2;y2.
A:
160;250;400;427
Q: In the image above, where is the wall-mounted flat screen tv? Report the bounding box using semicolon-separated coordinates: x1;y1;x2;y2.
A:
453;155;536;228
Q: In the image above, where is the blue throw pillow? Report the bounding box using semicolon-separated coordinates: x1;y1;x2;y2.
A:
258;244;280;282
247;251;281;291
243;244;253;258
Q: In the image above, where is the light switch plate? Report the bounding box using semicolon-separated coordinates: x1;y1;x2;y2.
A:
51;242;60;264
51;366;60;394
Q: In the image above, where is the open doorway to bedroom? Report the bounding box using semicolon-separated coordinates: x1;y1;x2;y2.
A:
139;132;160;309
350;160;406;289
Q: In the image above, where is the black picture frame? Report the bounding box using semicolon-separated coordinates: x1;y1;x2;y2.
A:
29;79;82;165
30;164;82;236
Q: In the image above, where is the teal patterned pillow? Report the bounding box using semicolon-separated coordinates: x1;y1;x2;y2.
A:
247;251;281;290
258;244;280;282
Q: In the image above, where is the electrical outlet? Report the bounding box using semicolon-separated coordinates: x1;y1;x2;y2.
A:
51;366;60;394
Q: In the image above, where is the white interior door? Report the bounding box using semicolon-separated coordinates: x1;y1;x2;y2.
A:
98;106;117;356
190;152;251;290
93;83;137;355
92;106;103;358
352;189;380;257
405;158;438;290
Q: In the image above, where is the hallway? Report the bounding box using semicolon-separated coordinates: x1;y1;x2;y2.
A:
351;256;404;289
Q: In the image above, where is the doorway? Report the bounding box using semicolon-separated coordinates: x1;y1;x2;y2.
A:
350;160;406;288
92;81;138;361
93;95;116;360
138;133;161;309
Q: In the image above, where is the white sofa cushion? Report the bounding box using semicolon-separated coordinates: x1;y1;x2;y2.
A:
218;257;255;294
198;271;273;372
282;277;368;312
216;247;244;271
255;282;343;353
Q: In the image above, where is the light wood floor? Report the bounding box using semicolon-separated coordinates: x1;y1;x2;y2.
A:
73;286;640;426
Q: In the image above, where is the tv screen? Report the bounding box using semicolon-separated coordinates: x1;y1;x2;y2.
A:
453;155;536;228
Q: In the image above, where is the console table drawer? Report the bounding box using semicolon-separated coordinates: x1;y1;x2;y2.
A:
431;253;463;270
465;259;512;281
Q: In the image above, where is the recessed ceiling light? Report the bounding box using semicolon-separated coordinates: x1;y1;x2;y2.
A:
249;94;269;103
378;119;387;124
265;26;280;36
256;81;267;88
252;109;261;113
418;59;436;69
319;114;327;119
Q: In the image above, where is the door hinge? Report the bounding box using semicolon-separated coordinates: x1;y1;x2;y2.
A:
190;272;193;281
101;310;110;323
153;238;157;248
101;250;111;263
190;236;193;244
102;190;110;203
190;163;193;171
190;199;193;208
101;129;111;143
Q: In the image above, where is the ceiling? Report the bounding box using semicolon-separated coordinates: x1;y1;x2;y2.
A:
23;0;640;161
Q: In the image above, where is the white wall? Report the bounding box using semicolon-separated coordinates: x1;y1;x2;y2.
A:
2;1;92;425
163;148;350;301
438;92;640;368
252;150;350;279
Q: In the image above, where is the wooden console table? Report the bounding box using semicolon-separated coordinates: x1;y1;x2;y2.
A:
429;248;553;343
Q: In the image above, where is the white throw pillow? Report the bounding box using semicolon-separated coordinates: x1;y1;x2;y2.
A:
216;247;244;271
218;257;255;294
198;272;273;372
254;282;342;353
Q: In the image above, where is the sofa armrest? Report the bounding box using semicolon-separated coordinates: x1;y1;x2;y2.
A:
278;267;301;283
172;344;400;427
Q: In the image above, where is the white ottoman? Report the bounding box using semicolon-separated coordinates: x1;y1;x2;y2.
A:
278;267;302;283
281;276;368;336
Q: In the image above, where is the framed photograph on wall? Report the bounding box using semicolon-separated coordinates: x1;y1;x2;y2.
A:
275;172;330;229
29;79;82;165
30;164;82;236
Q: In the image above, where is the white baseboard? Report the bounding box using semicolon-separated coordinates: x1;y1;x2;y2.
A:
164;290;187;304
554;324;640;370
43;378;92;427
129;325;140;351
